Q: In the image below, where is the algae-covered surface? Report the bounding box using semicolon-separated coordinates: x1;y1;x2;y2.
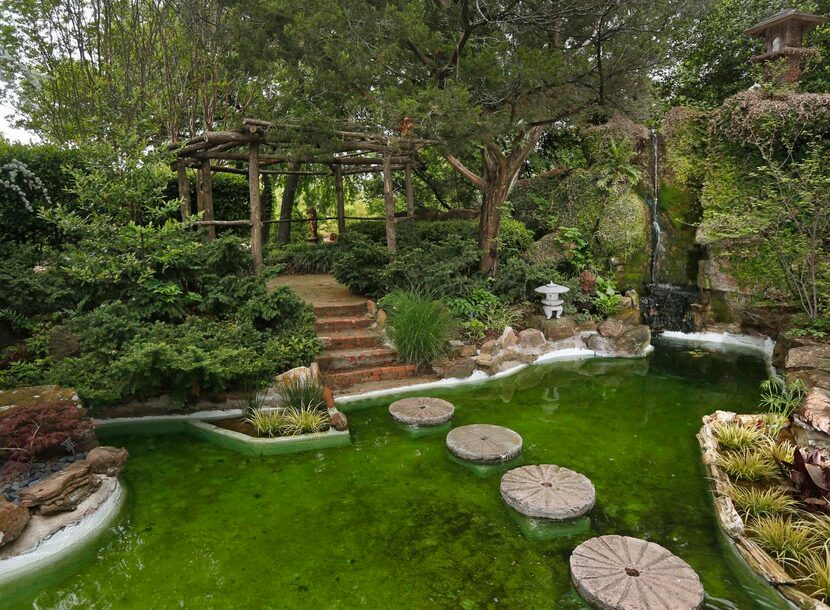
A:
1;342;790;609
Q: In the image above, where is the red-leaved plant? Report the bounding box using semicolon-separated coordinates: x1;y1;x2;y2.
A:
0;403;94;471
786;448;830;511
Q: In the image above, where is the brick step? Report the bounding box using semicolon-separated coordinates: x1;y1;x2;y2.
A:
314;302;367;318
315;316;373;333
323;364;419;389
320;330;381;350
317;347;398;371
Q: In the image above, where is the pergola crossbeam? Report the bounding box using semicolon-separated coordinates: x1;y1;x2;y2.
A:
172;118;434;265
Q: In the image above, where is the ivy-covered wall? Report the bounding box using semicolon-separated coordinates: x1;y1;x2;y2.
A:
662;90;830;326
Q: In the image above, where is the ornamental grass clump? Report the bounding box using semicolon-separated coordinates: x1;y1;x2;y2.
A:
380;290;455;364
726;485;799;519
717;448;778;481
801;549;830;602
276;374;324;411
280;406;329;436
764;439;796;465
806;513;830;545
244;409;286;438
714;422;766;451
747;516;816;563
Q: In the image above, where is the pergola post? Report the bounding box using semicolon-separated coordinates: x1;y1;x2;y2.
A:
249;141;263;272
197;159;215;240
405;162;415;220
333;164;346;235
383;151;397;252
177;160;191;220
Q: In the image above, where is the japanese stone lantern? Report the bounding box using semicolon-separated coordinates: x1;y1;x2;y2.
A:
745;9;828;84
535;282;570;319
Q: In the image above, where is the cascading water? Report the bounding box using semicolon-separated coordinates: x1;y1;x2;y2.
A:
641;130;701;333
648;130;663;284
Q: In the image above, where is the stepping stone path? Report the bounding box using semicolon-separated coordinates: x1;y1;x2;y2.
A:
446;424;522;464
500;464;595;520
389;397;454;426
570;535;704;610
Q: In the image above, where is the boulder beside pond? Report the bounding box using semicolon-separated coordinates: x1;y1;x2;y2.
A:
19;446;128;515
0;499;30;548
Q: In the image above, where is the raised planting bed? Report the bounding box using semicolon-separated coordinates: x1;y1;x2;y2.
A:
186;418;350;456
698;411;830;610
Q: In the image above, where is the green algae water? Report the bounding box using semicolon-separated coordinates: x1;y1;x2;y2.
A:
1;341;791;609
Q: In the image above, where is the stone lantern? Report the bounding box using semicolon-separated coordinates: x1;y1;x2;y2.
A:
535;282;570;319
745;9;828;84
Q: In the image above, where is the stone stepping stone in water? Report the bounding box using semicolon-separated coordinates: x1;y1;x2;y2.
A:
389;397;455;426
500;464;595;520
445;424;522;464
570;535;704;610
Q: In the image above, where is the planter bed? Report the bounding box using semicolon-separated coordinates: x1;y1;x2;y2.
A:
698;411;830;610
186;419;350;456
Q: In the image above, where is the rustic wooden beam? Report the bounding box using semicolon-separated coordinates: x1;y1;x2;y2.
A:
190;151;414;165
242;118;440;146
405;163;415;219
383;151;397;252
177;160;191;220
198;159;216;240
249;142;263;272
193;220;252;226
333;165;346;235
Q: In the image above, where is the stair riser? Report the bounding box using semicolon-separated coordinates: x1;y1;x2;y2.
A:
324;365;418;389
321;335;380;350
314;303;367;318
315;318;372;333
318;353;398;371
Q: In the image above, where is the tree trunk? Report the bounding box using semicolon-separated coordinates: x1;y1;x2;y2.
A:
334;165;346;235
277;163;301;245
405;163;415;219
249;142;263;272
383;151;397;252
261;175;273;245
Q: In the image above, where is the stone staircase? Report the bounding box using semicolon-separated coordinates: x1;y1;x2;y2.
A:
314;302;418;390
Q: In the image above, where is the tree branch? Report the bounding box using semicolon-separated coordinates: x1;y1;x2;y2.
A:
445;154;486;189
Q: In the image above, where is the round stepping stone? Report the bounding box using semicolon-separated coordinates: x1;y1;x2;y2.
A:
570;535;704;610
446;424;522;464
389;397;454;426
500;464;595;520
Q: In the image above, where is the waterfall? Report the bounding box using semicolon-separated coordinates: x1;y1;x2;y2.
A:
641;130;701;333
648;129;663;284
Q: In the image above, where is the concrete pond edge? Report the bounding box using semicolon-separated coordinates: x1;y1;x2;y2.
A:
186;420;350;456
698;411;830;610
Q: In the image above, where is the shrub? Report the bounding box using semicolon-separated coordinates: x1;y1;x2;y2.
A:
726;485;798;519
273;243;338;274
332;232;390;298
717;449;778;481
0;403;93;465
380;290;455;364
747;516;816;563
444;289;518;341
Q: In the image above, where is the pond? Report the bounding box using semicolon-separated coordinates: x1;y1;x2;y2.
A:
1;340;791;609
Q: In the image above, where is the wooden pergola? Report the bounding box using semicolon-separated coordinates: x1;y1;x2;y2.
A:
170;119;436;271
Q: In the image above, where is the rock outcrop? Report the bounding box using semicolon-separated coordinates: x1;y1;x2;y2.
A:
793;387;830;450
18;446;128;515
0;499;30;547
85;446;129;476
